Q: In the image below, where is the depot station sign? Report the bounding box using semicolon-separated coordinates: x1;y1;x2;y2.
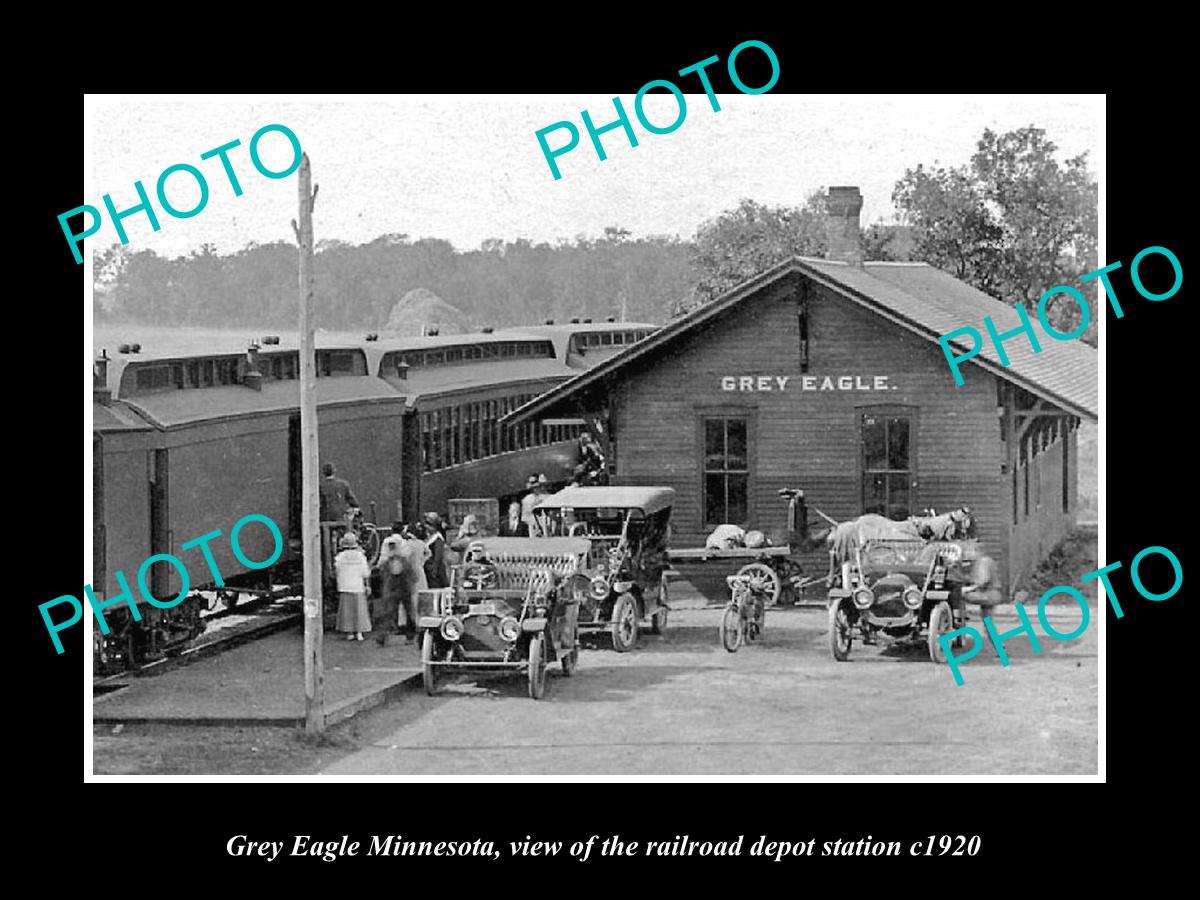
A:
720;374;896;392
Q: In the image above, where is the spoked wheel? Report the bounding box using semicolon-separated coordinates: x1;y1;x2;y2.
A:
421;630;438;695
359;525;382;566
528;633;547;699
737;562;781;607
719;604;744;653
611;593;639;653
828;601;853;661
928;601;954;664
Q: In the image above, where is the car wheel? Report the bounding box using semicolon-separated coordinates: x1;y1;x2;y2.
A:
828;601;853;661
421;630;438;696
528;633;547;699
611;593;638;653
719;604;743;653
561;646;578;677
928;601;954;664
736;562;781;606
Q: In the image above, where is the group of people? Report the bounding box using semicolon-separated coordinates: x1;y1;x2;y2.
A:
331;509;515;644
328;508;477;648
321;437;607;644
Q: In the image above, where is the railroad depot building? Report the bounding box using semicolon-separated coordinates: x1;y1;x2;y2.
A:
512;188;1098;597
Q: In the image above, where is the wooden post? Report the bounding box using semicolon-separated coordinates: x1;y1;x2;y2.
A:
296;154;325;733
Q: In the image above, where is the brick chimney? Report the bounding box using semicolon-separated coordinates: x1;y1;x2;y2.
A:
824;186;863;265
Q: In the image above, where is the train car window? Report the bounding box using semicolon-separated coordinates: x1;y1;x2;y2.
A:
445;347;462;363
319;350;361;376
523;394;533;448
135;366;172;392
427;351;444;366
216;359;236;385
435;408;445;469
171;363;184;388
422;413;434;473
613;332;625;345
186;360;201;387
463;408;472;465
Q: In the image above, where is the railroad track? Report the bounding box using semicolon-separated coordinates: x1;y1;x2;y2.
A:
93;592;305;688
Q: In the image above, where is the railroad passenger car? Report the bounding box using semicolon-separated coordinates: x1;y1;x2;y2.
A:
90;320;656;667
92;338;406;666
367;321;656;518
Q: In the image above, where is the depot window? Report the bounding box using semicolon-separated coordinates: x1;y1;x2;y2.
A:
861;409;915;520
703;417;749;526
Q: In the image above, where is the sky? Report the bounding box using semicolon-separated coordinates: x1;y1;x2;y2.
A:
84;94;1102;260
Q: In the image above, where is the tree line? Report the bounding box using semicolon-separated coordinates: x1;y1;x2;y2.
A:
95;126;1096;344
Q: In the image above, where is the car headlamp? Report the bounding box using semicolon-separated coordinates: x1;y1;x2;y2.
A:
498;616;521;642
440;616;464;641
903;587;924;609
589;576;610;601
853;588;874;610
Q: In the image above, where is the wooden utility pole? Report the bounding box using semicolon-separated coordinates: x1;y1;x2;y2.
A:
295;153;324;733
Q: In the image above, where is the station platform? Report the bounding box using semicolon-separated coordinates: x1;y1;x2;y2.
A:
93;625;423;728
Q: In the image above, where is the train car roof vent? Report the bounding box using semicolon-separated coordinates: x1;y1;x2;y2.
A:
481;326;494;334
582;318;592;324
544;318;555;325
262;335;281;345
427;327;440;336
365;333;379;341
129;343;141;353
569;317;580;324
118;343;131;354
606;316;616;322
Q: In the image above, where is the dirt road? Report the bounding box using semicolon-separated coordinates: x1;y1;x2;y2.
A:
319;602;1097;777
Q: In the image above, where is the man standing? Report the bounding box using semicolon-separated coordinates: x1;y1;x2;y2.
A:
319;462;359;524
374;520;406;646
499;500;528;537
573;432;606;486
398;524;431;643
423;513;449;589
520;475;541;537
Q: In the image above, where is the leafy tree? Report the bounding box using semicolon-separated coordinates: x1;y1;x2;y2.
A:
894;126;1097;343
680;194;828;315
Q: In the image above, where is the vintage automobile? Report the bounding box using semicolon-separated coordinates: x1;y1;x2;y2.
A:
719;572;768;653
416;537;588;699
533;485;675;652
827;537;971;663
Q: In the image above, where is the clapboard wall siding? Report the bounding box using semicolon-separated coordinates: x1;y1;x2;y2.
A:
606;270;1058;597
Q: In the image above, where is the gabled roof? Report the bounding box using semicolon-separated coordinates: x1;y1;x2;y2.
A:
507;258;1098;424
